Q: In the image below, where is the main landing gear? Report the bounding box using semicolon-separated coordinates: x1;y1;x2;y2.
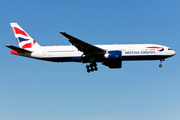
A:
159;59;165;68
86;63;98;73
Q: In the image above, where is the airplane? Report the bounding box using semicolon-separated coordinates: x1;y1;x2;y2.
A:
6;23;176;73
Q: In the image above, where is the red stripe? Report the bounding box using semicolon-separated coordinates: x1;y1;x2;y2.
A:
13;27;28;37
146;47;161;49
22;40;36;48
33;40;36;44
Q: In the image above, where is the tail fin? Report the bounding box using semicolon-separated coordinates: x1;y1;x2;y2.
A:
10;23;41;49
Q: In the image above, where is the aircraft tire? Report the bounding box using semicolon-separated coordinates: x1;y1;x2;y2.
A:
159;64;162;67
86;65;90;69
94;67;98;71
91;67;94;72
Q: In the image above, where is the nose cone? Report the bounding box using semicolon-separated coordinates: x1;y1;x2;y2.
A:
171;50;176;56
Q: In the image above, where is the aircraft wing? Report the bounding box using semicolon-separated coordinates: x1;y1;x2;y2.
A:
6;45;32;53
60;32;105;55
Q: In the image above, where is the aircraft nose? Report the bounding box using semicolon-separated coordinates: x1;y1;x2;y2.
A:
173;50;176;55
171;50;176;56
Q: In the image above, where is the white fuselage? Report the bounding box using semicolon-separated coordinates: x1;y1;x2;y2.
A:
24;44;175;62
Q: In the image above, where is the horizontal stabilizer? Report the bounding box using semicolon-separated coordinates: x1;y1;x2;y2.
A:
6;45;32;53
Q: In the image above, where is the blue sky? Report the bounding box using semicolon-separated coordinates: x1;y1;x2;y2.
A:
0;0;180;120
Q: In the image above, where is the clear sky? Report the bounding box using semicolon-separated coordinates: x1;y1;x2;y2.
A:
0;0;180;120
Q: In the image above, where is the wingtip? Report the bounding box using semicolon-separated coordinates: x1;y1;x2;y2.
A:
60;32;66;34
5;45;11;47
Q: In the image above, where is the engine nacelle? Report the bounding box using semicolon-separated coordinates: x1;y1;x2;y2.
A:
104;50;122;60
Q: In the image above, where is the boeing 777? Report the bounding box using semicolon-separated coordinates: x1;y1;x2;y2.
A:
6;23;176;73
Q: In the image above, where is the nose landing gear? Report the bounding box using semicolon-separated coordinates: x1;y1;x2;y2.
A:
86;63;98;73
159;59;165;68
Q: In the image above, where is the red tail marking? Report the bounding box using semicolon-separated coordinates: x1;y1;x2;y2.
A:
22;40;36;48
13;27;29;37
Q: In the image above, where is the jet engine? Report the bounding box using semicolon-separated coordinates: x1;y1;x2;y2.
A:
104;50;122;60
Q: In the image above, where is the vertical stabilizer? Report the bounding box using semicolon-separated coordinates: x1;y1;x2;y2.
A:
10;23;41;49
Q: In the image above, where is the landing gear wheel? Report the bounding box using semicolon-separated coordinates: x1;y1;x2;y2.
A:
87;69;90;73
86;65;90;69
94;67;98;71
86;62;98;73
159;64;162;68
91;68;94;72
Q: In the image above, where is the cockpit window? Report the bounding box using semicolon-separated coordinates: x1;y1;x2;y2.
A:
168;48;172;50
